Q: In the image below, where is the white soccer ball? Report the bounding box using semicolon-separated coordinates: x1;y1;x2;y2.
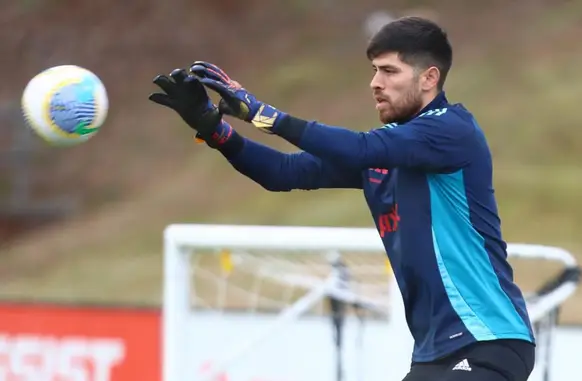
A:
21;65;108;146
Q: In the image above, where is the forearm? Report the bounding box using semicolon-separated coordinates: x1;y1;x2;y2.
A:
217;135;319;192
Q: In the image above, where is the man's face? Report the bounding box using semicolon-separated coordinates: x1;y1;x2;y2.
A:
370;52;424;124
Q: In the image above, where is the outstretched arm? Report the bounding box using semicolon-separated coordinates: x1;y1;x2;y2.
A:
271;111;475;172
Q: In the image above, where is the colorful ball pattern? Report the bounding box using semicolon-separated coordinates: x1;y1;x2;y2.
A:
21;65;108;146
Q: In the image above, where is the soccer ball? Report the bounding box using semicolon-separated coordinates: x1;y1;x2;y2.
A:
21;65;108;146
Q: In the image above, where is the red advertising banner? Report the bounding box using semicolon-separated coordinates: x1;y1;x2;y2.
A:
0;302;161;381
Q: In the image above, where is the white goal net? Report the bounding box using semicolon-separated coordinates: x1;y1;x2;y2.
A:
163;224;580;381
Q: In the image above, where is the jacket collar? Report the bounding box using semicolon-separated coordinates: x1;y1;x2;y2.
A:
393;91;449;125
419;91;448;114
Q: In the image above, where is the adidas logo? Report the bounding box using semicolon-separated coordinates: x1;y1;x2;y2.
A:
452;359;472;372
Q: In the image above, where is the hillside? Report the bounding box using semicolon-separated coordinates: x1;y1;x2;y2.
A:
2;1;582;323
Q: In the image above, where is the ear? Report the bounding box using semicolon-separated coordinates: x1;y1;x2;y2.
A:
420;66;440;91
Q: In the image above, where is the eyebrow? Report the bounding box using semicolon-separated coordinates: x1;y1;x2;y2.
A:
373;64;401;71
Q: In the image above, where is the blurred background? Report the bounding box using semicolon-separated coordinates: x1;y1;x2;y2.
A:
0;0;581;379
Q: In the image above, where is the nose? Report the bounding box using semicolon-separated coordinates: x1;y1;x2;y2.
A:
370;71;383;90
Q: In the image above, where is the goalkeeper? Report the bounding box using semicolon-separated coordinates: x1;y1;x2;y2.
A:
149;16;535;381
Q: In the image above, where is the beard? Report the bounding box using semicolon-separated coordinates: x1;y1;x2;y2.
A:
378;86;424;124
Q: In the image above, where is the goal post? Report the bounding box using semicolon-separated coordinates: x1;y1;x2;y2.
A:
162;224;580;381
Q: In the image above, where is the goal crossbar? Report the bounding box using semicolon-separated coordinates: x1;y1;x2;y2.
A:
165;224;387;252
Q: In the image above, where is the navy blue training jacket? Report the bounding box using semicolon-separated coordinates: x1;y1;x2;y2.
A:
218;91;535;362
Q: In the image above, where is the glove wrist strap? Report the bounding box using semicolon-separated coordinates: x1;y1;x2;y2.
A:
198;120;245;157
250;103;286;134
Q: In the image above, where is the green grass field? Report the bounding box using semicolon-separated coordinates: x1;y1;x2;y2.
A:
1;2;582;324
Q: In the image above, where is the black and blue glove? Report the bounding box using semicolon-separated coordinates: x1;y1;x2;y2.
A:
189;61;285;134
148;68;237;148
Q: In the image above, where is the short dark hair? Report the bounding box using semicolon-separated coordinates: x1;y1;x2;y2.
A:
366;16;453;90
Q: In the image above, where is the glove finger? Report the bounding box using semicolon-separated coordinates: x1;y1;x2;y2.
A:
199;77;234;101
169;68;188;84
183;74;205;92
190;65;227;83
183;75;212;104
191;61;231;82
152;74;176;97
148;92;175;108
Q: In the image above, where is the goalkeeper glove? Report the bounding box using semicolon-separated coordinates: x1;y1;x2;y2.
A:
148;68;235;148
189;61;285;134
